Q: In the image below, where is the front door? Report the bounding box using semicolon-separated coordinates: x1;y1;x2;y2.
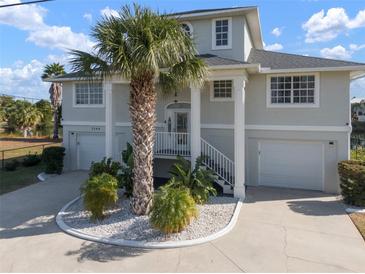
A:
175;112;189;149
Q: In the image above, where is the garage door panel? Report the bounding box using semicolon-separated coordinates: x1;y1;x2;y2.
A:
78;133;105;170
259;141;323;191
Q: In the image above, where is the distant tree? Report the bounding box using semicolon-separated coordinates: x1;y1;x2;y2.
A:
35;99;53;136
41;63;65;139
6;101;43;137
0;95;14;123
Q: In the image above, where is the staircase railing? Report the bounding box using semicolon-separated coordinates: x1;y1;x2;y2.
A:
200;138;235;187
154;132;191;157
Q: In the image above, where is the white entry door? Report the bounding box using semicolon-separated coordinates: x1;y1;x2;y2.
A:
77;133;105;170
258;140;324;191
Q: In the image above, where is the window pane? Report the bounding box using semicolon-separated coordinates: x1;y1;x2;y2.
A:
213;80;232;99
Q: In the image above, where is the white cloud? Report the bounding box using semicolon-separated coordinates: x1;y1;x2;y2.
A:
0;0;46;30
349;43;365;51
27;26;94;51
303;8;365;43
271;27;282;37
100;6;119;18
264;43;283;51
0;59;49;99
0;0;93;52
320;45;351;59
83;13;92;23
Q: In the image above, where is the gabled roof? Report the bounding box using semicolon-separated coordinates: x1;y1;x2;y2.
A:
248;48;365;70
198;54;248;66
168;6;257;16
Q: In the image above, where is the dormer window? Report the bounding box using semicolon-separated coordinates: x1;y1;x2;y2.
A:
212;18;232;50
181;22;193;38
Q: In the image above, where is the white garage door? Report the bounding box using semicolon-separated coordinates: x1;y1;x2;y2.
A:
77;133;105;170
258;141;324;191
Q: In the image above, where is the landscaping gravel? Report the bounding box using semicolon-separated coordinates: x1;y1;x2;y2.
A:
62;193;238;242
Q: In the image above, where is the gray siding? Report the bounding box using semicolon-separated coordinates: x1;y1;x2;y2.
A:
245;71;351;126
188;15;245;61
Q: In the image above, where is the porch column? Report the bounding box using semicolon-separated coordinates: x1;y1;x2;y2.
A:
190;85;201;169
234;76;246;199
104;79;113;158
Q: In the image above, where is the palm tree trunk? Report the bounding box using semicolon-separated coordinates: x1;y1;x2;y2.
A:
129;72;156;215
53;110;58;139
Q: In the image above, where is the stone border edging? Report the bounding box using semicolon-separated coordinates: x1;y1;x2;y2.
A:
346;207;365;214
56;195;242;249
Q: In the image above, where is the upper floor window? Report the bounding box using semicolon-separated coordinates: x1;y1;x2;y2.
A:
267;74;319;108
211;80;233;101
181;22;193;38
74;82;103;106
212;18;232;50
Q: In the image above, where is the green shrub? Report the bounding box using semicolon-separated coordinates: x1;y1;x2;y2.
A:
119;143;134;197
5;160;19;171
89;157;121;178
169;156;217;204
150;183;198;233
81;173;119;221
42;146;65;174
338;160;365;206
22;153;41;167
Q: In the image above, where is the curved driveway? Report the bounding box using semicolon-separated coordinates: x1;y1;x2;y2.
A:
0;171;364;272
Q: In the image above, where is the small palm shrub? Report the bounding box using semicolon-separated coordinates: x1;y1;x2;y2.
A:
338;160;365;206
89;157;121;178
22;153;41;167
150;183;198;233
169;156;217;204
81;173;119;221
5;160;19;171
119;143;134;197
43;146;65;174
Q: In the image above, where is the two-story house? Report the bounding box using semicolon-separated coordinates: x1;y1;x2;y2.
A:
46;7;365;198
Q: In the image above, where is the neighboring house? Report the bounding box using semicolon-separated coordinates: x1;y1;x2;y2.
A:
46;7;365;197
351;98;365;122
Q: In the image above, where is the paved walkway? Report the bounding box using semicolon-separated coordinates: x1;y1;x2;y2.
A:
0;171;364;272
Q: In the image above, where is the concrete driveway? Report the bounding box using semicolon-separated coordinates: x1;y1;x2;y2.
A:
0;171;364;272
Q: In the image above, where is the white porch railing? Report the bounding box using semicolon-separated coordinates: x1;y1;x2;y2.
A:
154;132;191;157
201;138;235;187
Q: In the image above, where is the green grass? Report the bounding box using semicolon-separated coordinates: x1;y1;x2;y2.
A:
0;163;45;195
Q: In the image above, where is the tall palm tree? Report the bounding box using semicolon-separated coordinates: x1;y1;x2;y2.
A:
69;4;207;215
42;63;65;139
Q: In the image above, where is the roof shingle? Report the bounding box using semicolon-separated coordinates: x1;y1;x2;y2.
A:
248;48;365;70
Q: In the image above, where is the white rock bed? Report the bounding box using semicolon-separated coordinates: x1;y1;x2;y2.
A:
62;195;238;242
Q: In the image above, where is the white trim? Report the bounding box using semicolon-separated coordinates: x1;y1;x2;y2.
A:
246;124;351;132
115;122;165;128
202;124;234;129
261;66;365;74
104;80;113;158
212;17;232;50
62;121;105;126
172;7;256;19
266;72;320;108
72;82;105;108
190;86;201;168
210;79;234;102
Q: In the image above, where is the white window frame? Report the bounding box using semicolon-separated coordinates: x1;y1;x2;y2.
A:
181;21;193;38
210;79;234;102
212;17;232;50
266;72;320;108
73;82;105;108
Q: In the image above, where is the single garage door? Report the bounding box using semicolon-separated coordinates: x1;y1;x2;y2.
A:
77;133;105;170
258;140;324;191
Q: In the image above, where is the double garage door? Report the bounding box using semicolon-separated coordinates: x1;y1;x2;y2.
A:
258;140;324;191
76;133;105;170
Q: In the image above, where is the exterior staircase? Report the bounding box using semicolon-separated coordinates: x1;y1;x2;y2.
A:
201;138;234;194
154;132;235;194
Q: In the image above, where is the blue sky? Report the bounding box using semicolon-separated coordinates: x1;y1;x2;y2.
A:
0;0;364;99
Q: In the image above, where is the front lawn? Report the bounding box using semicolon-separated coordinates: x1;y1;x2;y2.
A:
0;163;45;195
349;213;365;240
